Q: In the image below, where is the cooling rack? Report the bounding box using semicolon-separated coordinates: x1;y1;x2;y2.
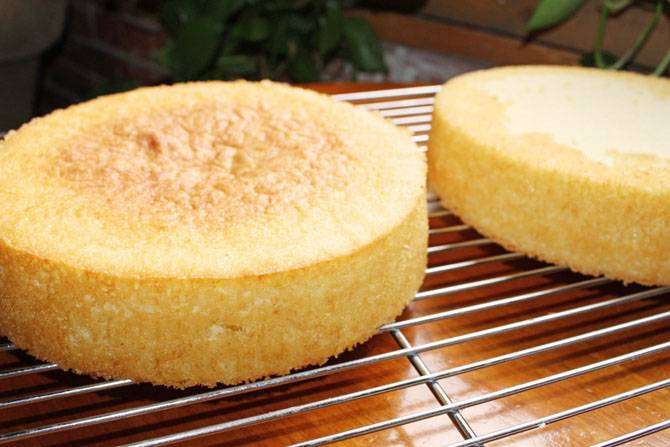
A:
0;85;668;447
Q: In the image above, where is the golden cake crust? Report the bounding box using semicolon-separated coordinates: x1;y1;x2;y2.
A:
0;81;427;387
429;66;670;286
0;80;425;279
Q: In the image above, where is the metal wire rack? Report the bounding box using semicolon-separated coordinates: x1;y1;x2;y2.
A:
0;85;668;446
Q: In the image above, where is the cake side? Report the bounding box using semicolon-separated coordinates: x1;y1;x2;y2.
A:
429;66;670;286
0;80;428;387
0;196;427;388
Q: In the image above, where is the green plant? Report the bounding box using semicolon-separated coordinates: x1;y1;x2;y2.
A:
526;0;670;76
154;0;387;83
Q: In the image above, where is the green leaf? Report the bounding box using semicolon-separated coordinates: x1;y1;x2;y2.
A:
204;0;248;22
232;16;271;42
262;0;312;12
603;0;634;13
317;1;343;56
259;12;315;61
342;17;386;72
525;0;584;34
285;12;315;34
268;16;291;57
160;0;202;34
580;50;618;67
652;48;670;76
288;50;320;82
213;54;258;79
152;39;174;68
167;16;223;81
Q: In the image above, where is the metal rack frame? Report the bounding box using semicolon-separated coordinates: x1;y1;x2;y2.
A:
0;85;668;446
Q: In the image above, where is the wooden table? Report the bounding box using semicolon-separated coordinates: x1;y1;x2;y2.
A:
0;83;668;447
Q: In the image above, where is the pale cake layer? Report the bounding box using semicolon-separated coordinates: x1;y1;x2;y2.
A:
0;81;427;386
429;66;670;286
477;68;670;164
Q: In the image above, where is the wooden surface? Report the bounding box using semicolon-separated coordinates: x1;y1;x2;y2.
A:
349;10;582;66
0;83;668;447
422;0;670;70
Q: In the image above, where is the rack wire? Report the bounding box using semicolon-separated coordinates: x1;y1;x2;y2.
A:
0;85;668;446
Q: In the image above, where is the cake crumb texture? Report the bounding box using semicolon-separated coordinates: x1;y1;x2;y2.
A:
429;66;670;286
0;81;427;387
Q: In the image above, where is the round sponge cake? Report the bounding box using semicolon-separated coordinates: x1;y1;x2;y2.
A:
429;66;670;286
0;81;427;387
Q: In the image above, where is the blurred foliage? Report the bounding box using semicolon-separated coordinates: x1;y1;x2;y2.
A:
579;49;618;67
86;79;142;99
356;0;427;13
154;0;387;83
87;0;387;96
526;0;670;76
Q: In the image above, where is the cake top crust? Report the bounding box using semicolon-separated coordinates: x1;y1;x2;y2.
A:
435;66;670;189
0;81;425;278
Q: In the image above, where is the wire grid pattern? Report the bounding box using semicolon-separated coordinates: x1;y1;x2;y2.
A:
0;85;668;446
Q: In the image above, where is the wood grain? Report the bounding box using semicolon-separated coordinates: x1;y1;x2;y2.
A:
0;83;668;447
349;10;582;66
422;0;670;69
